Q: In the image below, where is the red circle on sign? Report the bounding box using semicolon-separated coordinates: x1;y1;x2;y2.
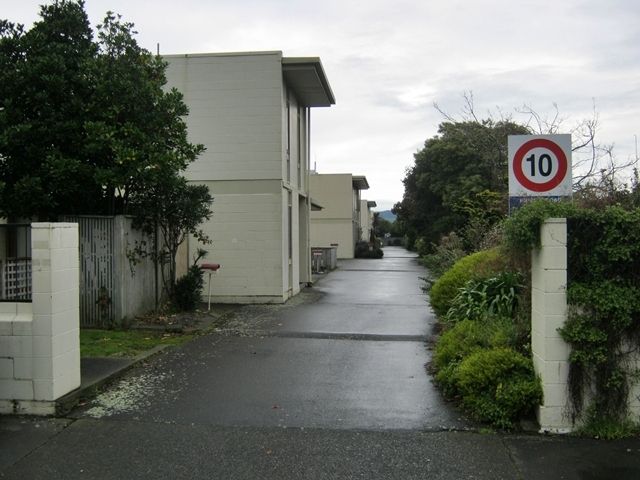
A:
513;139;568;192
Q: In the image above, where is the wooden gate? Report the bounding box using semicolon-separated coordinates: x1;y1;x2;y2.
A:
61;216;116;327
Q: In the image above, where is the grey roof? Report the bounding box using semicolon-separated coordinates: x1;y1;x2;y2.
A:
282;57;335;107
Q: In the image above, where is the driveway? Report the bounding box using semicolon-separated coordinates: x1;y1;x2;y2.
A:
3;247;640;480
71;246;468;430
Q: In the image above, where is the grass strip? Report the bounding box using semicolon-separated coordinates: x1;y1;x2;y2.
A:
81;329;193;358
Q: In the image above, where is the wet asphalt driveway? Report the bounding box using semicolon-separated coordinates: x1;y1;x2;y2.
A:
76;246;468;430
5;247;640;480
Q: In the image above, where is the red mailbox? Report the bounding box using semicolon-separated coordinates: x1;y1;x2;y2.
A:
202;263;221;272
201;263;221;310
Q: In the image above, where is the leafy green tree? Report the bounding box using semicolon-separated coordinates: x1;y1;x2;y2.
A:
130;168;212;304
86;12;203;214
1;1;212;309
375;215;402;238
0;1;202;219
394;120;528;250
0;0;98;219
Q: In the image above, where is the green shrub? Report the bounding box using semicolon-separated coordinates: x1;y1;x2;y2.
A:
578;409;639;439
172;264;205;311
445;272;523;324
503;198;575;251
414;236;431;258
420;231;466;278
434;317;517;396
434;318;516;370
455;347;542;429
434;319;488;397
434;320;486;371
428;248;505;318
355;240;384;259
434;363;461;398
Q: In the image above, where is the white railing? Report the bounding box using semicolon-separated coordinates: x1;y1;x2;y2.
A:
1;258;32;301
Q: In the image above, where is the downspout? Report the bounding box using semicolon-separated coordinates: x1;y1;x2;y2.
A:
154;220;159;308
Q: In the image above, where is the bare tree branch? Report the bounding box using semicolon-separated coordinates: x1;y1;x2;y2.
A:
433;101;456;122
434;94;639;195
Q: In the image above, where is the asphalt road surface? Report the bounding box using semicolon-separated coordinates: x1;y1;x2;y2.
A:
2;247;639;479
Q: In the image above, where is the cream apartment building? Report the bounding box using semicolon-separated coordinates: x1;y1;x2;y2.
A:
309;173;369;259
165;51;334;303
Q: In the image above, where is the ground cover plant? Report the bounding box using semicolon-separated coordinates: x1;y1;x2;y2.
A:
428;244;541;429
427;247;505;318
80;329;193;358
433;316;516;395
419;232;466;278
454;347;542;429
444;271;522;324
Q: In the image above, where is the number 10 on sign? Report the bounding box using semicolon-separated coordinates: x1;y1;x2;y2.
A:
526;152;553;177
508;134;572;197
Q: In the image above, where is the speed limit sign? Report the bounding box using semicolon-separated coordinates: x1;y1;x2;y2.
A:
508;135;572;198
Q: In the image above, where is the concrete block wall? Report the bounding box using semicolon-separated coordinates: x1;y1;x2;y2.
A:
193;190;286;303
0;223;80;415
531;218;572;433
532;218;640;432
0;302;34;410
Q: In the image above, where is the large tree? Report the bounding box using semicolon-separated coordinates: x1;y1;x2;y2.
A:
0;1;211;309
394;119;528;249
0;1;203;219
0;1;98;218
86;11;203;214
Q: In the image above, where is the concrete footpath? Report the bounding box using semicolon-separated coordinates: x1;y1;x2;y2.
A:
1;247;639;479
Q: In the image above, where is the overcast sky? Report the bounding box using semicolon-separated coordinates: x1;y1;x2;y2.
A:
5;0;640;210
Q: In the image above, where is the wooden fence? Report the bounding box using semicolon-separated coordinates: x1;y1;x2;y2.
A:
61;216;158;328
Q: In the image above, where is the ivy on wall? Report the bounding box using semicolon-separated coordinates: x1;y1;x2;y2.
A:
504;200;640;429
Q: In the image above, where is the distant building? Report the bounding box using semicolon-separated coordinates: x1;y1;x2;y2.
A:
165;51;335;303
360;200;377;242
309;173;370;258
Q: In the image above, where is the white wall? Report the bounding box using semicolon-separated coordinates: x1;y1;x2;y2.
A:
0;223;80;415
166;52;316;303
165;52;284;182
298;196;310;284
310;219;355;259
531;218;571;433
310;174;353;219
359;200;373;241
167;53;287;303
194;187;285;303
281;88;305;295
310;174;357;258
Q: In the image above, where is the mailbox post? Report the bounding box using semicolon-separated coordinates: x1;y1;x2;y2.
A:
201;263;221;311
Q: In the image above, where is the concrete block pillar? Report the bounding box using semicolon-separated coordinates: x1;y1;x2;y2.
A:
531;218;572;433
30;222;80;410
